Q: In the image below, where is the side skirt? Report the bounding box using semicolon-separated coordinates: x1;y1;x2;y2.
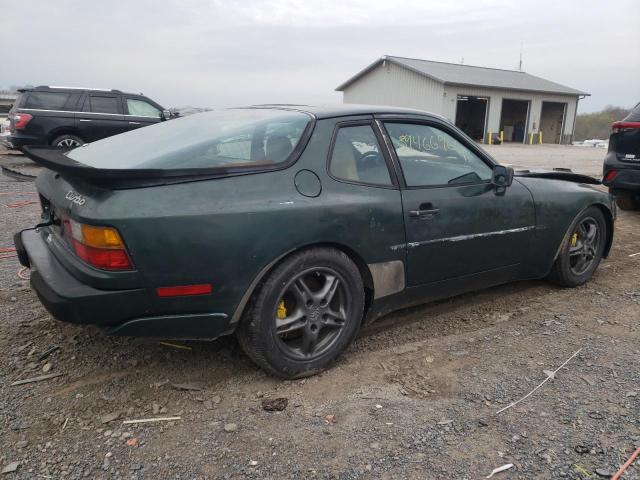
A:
363;264;522;325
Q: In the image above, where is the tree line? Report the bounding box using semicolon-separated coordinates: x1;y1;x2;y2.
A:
574;105;632;141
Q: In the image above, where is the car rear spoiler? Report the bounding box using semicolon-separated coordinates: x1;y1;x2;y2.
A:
514;168;601;185
22;146;263;188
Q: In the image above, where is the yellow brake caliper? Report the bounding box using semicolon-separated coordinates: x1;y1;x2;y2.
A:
277;301;287;319
570;232;578;247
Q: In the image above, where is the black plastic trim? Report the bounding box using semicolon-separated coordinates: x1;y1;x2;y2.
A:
13;232;30;268
516;170;601;185
106;313;228;340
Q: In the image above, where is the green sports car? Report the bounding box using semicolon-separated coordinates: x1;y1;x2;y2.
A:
15;105;615;378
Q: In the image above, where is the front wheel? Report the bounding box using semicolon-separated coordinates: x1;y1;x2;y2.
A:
548;207;607;287
237;248;364;378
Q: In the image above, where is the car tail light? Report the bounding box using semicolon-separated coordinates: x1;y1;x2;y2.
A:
612;121;640;133
12;113;33;130
604;170;618;182
63;219;133;270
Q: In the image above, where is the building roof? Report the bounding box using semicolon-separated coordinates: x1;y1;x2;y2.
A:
336;55;588;96
251;104;446;120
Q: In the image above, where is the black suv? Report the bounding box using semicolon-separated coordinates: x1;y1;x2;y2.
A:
603;102;640;210
4;86;171;149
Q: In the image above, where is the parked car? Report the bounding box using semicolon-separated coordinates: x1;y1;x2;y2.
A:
15;105;614;378
603;102;640;210
3;85;172;150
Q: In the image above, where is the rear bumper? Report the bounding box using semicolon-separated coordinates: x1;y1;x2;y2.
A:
15;229;229;339
603;167;640;192
603;150;640;192
5;133;43;150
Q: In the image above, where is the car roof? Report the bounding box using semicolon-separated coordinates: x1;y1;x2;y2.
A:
19;85;145;97
250;103;447;121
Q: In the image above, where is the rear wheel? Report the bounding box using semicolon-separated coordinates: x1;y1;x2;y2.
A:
237;248;364;378
52;134;84;148
615;191;640;211
548;207;607;287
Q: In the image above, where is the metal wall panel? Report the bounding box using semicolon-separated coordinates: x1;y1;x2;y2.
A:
342;62;444;112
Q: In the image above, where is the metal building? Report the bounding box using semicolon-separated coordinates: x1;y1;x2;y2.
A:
336;56;588;144
0;92;18;119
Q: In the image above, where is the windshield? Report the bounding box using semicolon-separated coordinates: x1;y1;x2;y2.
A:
66;108;312;170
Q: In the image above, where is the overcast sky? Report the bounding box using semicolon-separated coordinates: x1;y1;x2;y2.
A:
3;0;639;112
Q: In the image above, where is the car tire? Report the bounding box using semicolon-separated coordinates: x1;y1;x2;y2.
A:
237;248;365;378
51;134;84;149
548;206;607;287
615;191;640;211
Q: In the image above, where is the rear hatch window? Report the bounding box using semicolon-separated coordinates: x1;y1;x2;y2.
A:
612;102;640;160
65;108;312;171
624;102;640;122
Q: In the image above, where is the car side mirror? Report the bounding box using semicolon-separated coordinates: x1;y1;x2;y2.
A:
161;110;172;121
492;165;514;196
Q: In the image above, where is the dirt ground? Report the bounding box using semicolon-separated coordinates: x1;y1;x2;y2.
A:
0;145;638;479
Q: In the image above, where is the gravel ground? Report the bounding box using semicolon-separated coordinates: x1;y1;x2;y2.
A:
0;145;638;479
483;144;607;178
0;151;40;290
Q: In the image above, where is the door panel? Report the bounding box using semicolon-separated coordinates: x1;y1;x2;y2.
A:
381;120;536;286
123;97;162;132
401;180;535;285
77;94;127;142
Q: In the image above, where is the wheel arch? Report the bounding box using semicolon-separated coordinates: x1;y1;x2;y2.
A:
593;202;614;259
227;242;375;332
552;202;614;264
48;128;83;146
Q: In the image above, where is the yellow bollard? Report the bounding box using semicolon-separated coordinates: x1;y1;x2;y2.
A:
500;131;504;144
538;132;543;144
488;132;492;145
529;132;534;145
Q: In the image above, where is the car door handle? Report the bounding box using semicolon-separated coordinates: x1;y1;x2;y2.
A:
409;203;440;219
128;121;141;125
79;119;92;122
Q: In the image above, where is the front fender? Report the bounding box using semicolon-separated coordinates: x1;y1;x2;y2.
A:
516;177;615;278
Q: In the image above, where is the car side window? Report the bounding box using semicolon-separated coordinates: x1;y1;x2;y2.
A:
24;92;71;110
89;96;121;114
384;122;492;187
126;99;161;117
330;125;392;186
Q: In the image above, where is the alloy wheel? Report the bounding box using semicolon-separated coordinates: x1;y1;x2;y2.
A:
568;217;600;276
273;267;349;360
57;138;81;148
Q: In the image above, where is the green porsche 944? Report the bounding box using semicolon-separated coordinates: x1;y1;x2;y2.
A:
16;105;614;378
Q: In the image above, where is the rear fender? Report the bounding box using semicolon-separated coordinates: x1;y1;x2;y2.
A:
47;127;83;145
225;242;376;334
